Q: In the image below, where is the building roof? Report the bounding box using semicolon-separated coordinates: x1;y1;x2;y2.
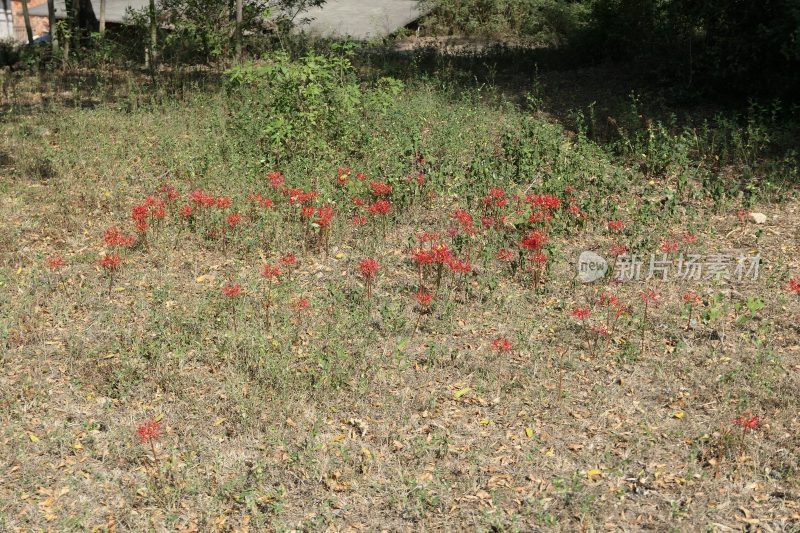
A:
29;0;431;39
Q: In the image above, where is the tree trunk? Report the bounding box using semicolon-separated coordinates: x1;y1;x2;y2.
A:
235;0;243;62
47;0;59;55
99;0;106;35
20;0;34;45
149;0;157;66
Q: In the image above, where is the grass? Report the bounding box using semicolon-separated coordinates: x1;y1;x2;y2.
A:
0;56;799;531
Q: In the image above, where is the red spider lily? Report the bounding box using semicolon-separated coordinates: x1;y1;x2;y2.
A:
352;197;366;207
527;194;561;211
351;215;367;227
215;196;231;209
280;254;298;268
179;204;193;219
359;258;379;299
481;216;495;228
565;203;583;218
788;278;800;293
532;252;547;265
159;184;180;202
491;337;513;353
262;264;282;280
267;171;285;188
136;419;161;443
520;230;548;252
301;206;315;219
683;291;702;329
640;289;661;305
608;220;625;232
367;199;392;216
609;244;627;256
359;258;379;279
356;172;367;181
411;248;435;265
496;248;514;262
151;201;167;221
47;255;65;270
293;297;311;311
100;253;121;272
682;233;697;244
732;413;762;435
315;207;334;228
415;290;433;308
144;195;158;207
190;189;216;208
446;226;459;238
452;208;473;228
222;283;242;298
104;227;135;248
660;240;679;253
736;209;750;223
226;213;242;228
369;181;392;196
571;307;591;321
597;291;619;307
417;231;440;243
447;257;472;274
683;291;701;305
131;204;149;226
591;324;610;337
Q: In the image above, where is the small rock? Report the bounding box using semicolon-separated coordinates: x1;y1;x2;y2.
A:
750;212;767;224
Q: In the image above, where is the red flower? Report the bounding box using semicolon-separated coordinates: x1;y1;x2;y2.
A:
301;206;315;219
47;255;65;270
416;231;440;243
226;213;242;228
280;253;297;267
355;172;367;181
732;413;761;434
261;264;282;280
608;220;625;232
481;216;495;228
597;291;619;307
491;337;513;353
682;291;701;305
293;297;311;311
532;252;547;265
222;283;242;298
136;419;161;443
267;171;285;188
447;257;472;274
660;240;679;253
736;209;750;223
682;233;697;244
496;248;514;262
216;197;232;209
99;254;121;272
640;289;661;305
609;244;627;256
367;199;392;216
190;189;216;208
104;227;134;248
315;206;335;228
351;215;367;227
788;278;800;293
520;230;548;251
359;258;379;279
352;197;366;207
369;181;392;196
411;248;434;265
179;204;193;219
415;290;433;308
131;204;149;225
571;307;591;321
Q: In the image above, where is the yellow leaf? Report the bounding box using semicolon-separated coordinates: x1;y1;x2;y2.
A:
28;433;40;442
332;434;346;442
196;275;206;283
525;427;534;438
542;447;555;457
214;417;226;426
453;387;471;399
479;419;491;425
73;441;83;450
673;411;685;419
155;413;164;422
335;252;345;259
587;469;602;480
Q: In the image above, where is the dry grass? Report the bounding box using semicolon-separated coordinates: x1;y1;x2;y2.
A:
1;85;799;532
